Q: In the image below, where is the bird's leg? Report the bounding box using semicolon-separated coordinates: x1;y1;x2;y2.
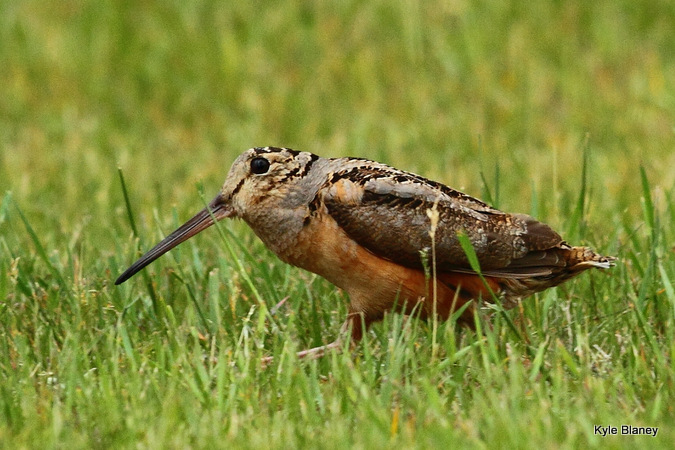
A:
261;311;372;366
293;339;344;360
294;311;367;359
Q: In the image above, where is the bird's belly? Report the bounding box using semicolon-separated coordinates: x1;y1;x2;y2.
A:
284;213;473;319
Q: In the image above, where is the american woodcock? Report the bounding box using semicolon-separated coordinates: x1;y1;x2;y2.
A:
116;147;615;358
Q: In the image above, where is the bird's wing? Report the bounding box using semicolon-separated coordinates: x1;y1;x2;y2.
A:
320;165;565;279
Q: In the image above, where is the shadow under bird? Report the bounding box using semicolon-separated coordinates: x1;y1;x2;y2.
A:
116;147;615;359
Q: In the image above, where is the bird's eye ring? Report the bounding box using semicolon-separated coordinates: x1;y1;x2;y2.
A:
250;157;270;175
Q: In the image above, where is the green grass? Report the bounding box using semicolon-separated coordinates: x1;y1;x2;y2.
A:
1;0;675;447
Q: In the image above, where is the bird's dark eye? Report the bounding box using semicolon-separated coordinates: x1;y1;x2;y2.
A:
250;157;270;174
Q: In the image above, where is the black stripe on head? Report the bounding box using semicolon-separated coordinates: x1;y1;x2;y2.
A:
229;178;245;198
282;154;316;181
276;151;320;182
253;146;302;157
284;166;301;179
253;147;275;155
298;152;319;177
281;147;301;157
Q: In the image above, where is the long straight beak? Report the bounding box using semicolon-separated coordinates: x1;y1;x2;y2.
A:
115;195;233;285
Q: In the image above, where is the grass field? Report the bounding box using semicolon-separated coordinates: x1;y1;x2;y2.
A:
1;0;674;447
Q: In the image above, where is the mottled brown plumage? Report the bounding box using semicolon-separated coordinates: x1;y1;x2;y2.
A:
116;147;615;359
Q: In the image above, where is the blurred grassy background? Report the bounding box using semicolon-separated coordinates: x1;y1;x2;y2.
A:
2;1;673;226
1;0;674;447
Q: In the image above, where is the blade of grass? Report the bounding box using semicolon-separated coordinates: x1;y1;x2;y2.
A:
0;191;11;225
13;199;71;299
456;231;524;343
118;168;139;236
494;161;501;209
567;134;590;240
528;337;550;382
659;264;675;322
639;165;655;238
556;339;580;377
170;271;210;332
117;168;160;317
479;171;496;207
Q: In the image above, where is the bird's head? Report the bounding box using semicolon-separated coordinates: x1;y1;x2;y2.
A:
115;146;316;284
221;147;319;214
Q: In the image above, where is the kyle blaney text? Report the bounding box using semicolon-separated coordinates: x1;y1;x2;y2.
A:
594;425;658;437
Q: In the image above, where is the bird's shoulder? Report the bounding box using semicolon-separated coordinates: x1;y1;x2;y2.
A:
314;158;500;219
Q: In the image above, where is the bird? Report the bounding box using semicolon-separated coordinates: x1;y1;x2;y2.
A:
116;146;615;359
